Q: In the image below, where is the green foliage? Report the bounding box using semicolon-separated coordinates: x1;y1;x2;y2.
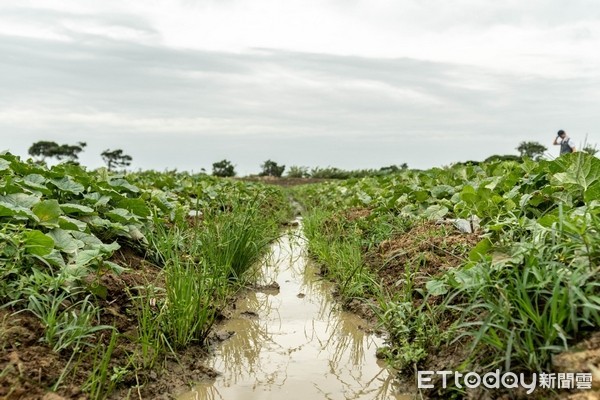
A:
212;159;236;177
440;203;600;371
284;164;411;179
144;221;222;349
198;199;277;280
130;284;166;369
83;330;120;400
0;154;150;306
303;210;379;300
309;165;406;179
286;165;310;178
516;141;547;160
162;259;219;348
101;149;132;171
376;298;444;370
484;154;522;163
25;291;113;353
259;159;285;177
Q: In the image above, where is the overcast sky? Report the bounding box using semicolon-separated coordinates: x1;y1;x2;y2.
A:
1;0;599;174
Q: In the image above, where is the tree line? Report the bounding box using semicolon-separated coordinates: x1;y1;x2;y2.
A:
211;159;409;178
28;139;595;178
26;142;409;179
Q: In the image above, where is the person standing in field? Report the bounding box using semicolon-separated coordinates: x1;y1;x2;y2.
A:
553;130;576;155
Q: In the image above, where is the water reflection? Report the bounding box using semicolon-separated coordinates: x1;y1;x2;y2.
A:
178;223;403;400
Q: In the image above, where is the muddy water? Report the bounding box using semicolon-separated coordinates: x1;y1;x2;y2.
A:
178;222;406;400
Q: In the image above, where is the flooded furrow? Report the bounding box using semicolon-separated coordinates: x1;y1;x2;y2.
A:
178;220;404;400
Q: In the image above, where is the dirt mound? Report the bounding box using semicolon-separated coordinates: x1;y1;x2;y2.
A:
368;221;479;289
554;332;600;398
343;207;372;221
0;310;71;400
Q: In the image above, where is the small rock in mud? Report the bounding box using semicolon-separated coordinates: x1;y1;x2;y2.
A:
265;281;280;290
42;394;66;400
255;281;280;294
215;330;235;341
241;311;259;318
296;293;305;298
149;371;158;381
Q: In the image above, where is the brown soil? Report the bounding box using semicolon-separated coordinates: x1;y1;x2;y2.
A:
554;332;600;398
368;221;480;290
0;309;84;400
343;207;372;221
343;298;380;329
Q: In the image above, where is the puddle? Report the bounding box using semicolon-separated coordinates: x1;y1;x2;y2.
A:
178;221;410;400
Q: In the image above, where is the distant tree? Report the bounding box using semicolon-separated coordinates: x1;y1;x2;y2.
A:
29;141;60;162
101;149;132;171
379;163;408;174
310;167;349;179
56;142;87;162
29;141;87;163
259;160;285;177
516;141;547;160
582;145;598;156
286;166;310;178
212;159;236;177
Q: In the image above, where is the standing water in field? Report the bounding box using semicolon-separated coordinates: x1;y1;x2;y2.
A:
177;220;405;400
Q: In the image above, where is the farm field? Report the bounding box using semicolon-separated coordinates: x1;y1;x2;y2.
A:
1;151;600;399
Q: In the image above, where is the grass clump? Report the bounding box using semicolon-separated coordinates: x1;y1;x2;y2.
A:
303;209;379;300
82;330;121;400
198;196;278;281
141;194;281;357
25;291;113;353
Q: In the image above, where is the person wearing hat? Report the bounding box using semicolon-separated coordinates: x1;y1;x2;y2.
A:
553;130;576;155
